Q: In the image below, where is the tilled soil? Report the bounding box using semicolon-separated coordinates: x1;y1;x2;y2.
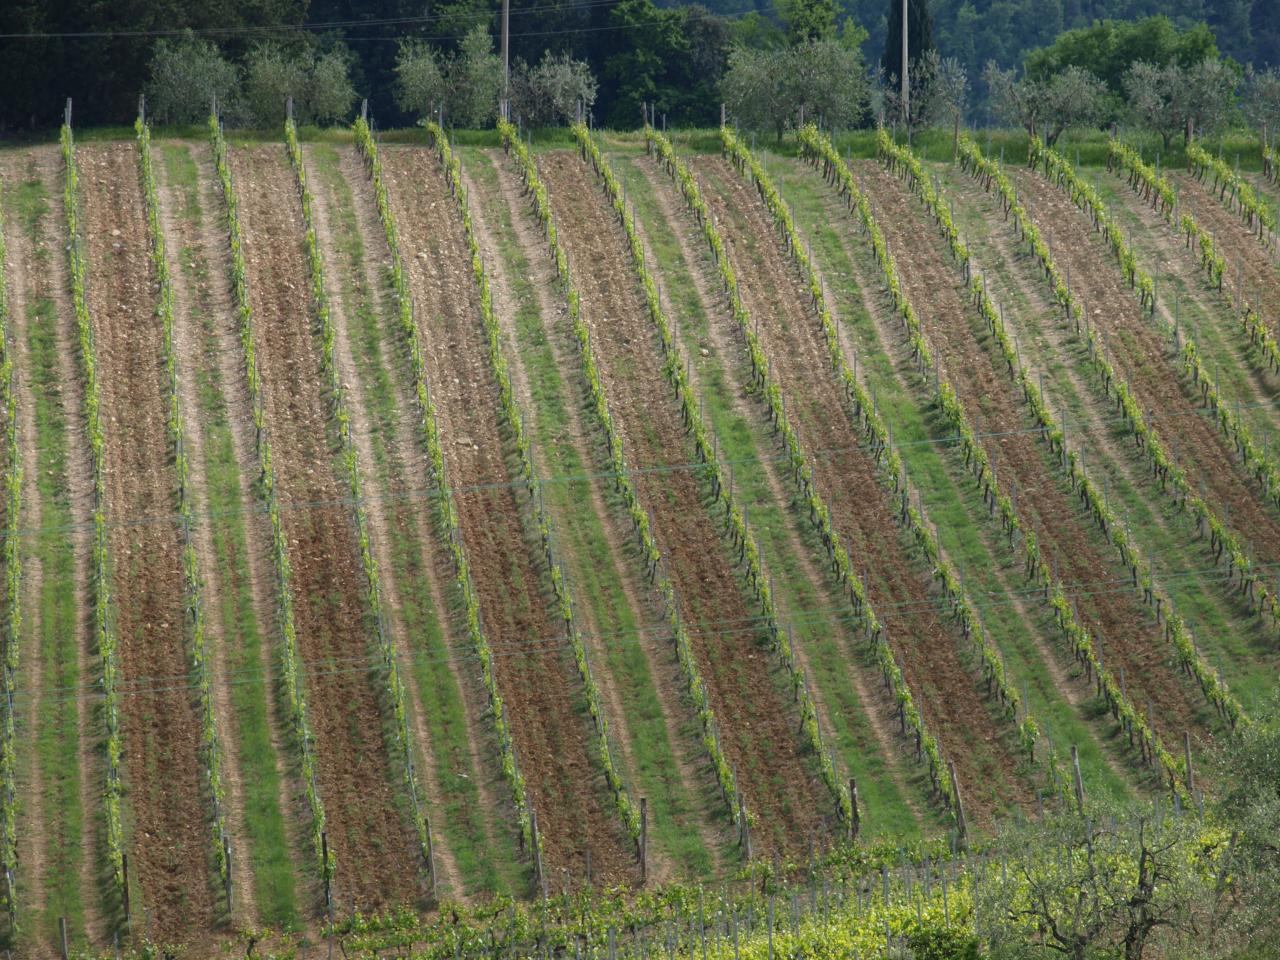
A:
829;170;1136;793
1012;167;1280;568
538;150;832;853
304;142;473;894
859;159;1211;749
632;157;929;827
379;145;637;886
1168;171;1280;328
79;142;217;939
476;152;729;878
228;144;421;911
691;155;1033;822
156;141;306;923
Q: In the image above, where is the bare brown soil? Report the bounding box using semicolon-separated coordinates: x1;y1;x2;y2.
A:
378;144;637;886
26;144;110;946
631;157;930;827
79;142;218;939
858;159;1211;749
1012;167;1280;568
155;140;309;922
792;158;1137;792
0;150;64;944
474;151;729;879
1168;170;1280;329
537;150;832;853
691;155;1033;822
228;144;422;911
304;142;470;894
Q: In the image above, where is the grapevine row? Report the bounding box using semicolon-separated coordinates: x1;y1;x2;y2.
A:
498;116;751;831
60;122;128;899
652;124;962;817
653;122;968;813
1108;141;1280;380
957;134;1245;734
282;119;436;881
1186;141;1276;239
727;131;1064;798
207;115;332;883
423;124;644;847
872;131;1216;793
135;118;232;889
724;126;1059;797
0;183;21;921
350;118;537;857
1028;137;1280;631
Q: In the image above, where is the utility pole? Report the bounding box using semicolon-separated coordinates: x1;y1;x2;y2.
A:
900;0;909;131
501;0;511;120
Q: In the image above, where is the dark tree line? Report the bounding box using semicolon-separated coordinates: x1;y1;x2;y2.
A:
0;0;1276;130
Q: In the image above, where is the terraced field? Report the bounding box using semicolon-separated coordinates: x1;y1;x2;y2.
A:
0;118;1275;956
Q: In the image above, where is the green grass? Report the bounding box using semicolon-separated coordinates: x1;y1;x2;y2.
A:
158;142;299;929
462;148;720;877
608;149;931;838
1090;170;1280;448
5;174;89;946
305;142;526;896
932;158;1280;724
749;152;1137;805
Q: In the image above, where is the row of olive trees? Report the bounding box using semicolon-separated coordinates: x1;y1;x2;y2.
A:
146;34;357;126
987;59;1280;149
144;27;597;130
393;26;597;128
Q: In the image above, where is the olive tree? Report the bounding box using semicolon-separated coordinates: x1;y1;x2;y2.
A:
145;34;241;124
985;62;1107;146
978;802;1225;960
394;40;448;120
393;26;501;127
244;42;356;126
723;38;868;140
1124;58;1238;148
1242;66;1280;143
509;52;598;126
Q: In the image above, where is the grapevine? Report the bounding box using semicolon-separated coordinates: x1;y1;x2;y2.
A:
499;118;757;831
135;117;232;892
351;118;538;859
958;134;1246;735
208;114;333;883
60;120;128;900
283;119;437;884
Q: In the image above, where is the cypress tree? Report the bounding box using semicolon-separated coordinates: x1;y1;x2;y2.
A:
881;0;934;85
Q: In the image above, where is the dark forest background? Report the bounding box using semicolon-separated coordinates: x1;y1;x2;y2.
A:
1;0;1276;130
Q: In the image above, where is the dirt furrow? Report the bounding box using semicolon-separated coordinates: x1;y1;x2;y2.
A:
156;140;308;925
692;155;1032;821
861;159;1210;747
80;142;217;939
538;150;831;852
632;157;929;827
36;144;108;946
302;142;463;894
476;150;730;878
797;159;1137;793
1012;167;1280;567
228;144;421;911
939;169;1259;620
379;145;636;885
1168;170;1280;328
0;151;60;942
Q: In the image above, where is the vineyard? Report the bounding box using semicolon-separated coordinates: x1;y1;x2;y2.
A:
0;114;1276;958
